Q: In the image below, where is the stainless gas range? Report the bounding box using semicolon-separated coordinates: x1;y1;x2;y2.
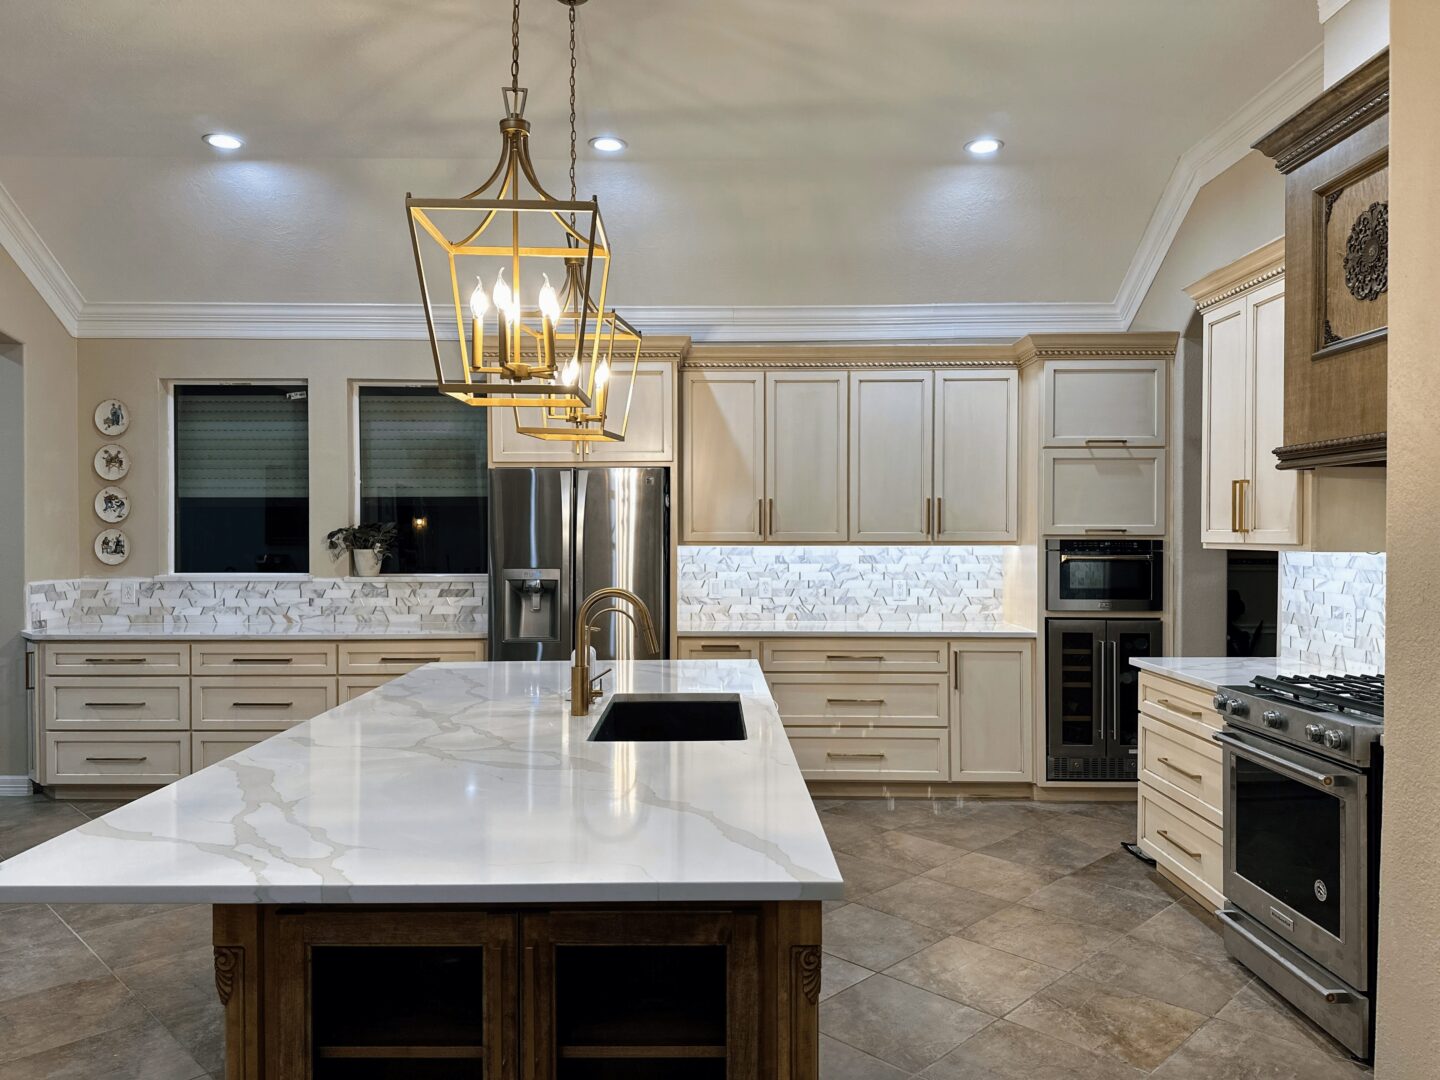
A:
1211;673;1383;1060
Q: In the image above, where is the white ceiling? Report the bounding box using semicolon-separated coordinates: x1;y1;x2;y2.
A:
0;1;1322;337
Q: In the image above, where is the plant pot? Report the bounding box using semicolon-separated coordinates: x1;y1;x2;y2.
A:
352;549;383;577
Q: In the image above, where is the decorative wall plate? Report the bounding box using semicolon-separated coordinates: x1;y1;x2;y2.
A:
94;485;130;523
94;529;130;565
94;399;130;436
93;443;131;480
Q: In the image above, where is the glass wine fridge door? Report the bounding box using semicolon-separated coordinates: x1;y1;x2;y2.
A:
1046;620;1105;757
1221;730;1369;990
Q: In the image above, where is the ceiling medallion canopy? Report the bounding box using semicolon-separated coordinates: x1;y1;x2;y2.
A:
405;0;641;443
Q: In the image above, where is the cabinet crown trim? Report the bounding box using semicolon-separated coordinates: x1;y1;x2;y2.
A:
1015;332;1179;368
1253;48;1388;174
1185;239;1285;310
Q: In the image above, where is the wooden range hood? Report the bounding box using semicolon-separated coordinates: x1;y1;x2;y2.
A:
1254;48;1389;469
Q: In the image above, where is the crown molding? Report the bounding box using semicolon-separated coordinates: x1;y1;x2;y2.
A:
1184;236;1285;310
0;180;83;336
1014;332;1180;368
685;341;1020;369
7;47;1324;344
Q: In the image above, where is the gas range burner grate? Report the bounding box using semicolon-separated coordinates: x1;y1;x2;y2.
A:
1253;673;1385;719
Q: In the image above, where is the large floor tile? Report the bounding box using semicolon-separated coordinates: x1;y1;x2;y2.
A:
1072;932;1250;1016
861;876;1008;934
1068;848;1182;902
839;829;968;874
1214;978;1354;1058
894;813;1030;852
832;851;911;902
1005;972;1207;1070
918;1019;1148;1079
0;933;114;1006
1019;874;1173;933
819;814;888;855
884;935;1065;1017
0;905;82;955
1044;810;1137;849
0;802;89;858
820;954;872;1002
823;902;944;971
974;825;1111;876
74;905;211;970
0;975;150;1064
67;801;134;819
0;1016;207;1080
959;902;1120;970
819;1033;911;1080
1148;1017;1371;1079
113;942;225;1074
52;902;196;936
924;851;1060;902
1128;896;1231;963
821;973;992;1072
824;798;944;831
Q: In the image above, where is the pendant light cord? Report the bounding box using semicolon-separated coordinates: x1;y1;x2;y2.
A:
511;0;522;93
569;1;578;203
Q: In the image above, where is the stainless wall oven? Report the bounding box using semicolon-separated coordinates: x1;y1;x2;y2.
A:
1046;539;1163;612
1211;674;1383;1060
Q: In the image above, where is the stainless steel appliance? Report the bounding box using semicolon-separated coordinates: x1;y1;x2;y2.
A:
488;468;669;662
1046;539;1163;612
1045;618;1160;781
1212;673;1384;1060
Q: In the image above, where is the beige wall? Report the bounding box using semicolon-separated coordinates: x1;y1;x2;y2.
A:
1324;0;1389;88
76;338;442;576
1375;3;1438;1075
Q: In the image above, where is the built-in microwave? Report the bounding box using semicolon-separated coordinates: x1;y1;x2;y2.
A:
1046;539;1163;613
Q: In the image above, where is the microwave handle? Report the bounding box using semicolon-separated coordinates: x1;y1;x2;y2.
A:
1058;554;1154;563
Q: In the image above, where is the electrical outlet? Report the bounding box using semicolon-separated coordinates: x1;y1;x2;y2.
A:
1343;610;1357;638
118;580;138;606
892;578;907;600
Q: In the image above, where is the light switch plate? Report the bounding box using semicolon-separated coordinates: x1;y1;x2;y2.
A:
1343;610;1357;638
118;580;138;606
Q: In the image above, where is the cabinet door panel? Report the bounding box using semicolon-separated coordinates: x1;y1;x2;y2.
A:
1042;360;1167;447
682;372;765;542
765;372;847;542
1201;298;1251;544
1041;449;1166;536
848;370;932;542
1246;281;1302;545
935;371;1019;541
489;403;585;465
582;360;675;463
951;641;1032;782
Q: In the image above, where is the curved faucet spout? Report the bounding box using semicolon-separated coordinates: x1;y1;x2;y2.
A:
571;587;661;716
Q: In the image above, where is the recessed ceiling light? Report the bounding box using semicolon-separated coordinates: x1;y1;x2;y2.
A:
965;137;1003;156
589;135;627;154
202;132;244;151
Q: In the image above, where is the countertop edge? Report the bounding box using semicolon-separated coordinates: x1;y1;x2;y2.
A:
676;625;1037;639
23;627;489;641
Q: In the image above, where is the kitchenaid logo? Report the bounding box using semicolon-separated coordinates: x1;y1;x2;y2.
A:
1315;880;1329;902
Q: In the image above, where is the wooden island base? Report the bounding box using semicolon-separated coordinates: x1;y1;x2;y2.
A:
214;900;822;1080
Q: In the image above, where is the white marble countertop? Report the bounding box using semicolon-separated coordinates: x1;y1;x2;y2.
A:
23;619;487;641
1132;656;1341;694
676;618;1036;638
0;660;842;905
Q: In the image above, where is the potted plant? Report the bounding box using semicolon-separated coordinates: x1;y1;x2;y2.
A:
326;522;397;578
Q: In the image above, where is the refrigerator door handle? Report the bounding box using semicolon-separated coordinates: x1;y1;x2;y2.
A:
1108;639;1119;743
1094;640;1106;751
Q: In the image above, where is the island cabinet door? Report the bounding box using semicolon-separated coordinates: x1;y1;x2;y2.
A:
262;909;518;1079
520;910;762;1080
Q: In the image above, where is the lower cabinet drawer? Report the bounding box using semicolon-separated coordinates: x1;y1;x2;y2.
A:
191;641;337;676
47;734;189;785
675;638;763;661
43;641;190;676
339;641;486;674
339;676;392;703
1139;712;1223;826
761;638;948;673
785;726;950;782
1138;786;1224;907
191;678;337;729
769;673;946;727
192;731;281;772
46;677;189;731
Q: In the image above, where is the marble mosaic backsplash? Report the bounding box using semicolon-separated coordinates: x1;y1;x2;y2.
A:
1278;552;1385;673
26;577;487;632
678;546;1009;625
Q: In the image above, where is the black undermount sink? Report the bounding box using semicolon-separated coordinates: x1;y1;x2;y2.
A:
587;693;747;742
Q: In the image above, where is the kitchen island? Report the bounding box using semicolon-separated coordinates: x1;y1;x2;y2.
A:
0;659;842;1079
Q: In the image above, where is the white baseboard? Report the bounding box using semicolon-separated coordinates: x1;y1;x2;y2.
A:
0;776;34;797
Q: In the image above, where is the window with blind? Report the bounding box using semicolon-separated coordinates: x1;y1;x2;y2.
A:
174;384;310;573
358;387;488;574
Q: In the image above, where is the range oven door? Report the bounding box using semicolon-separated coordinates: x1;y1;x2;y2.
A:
1217;727;1370;990
1046;547;1162;612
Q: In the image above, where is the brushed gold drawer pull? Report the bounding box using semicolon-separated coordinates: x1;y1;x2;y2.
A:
1156;756;1204;782
379;657;442;664
85;755;148;764
936;497;944;537
230;657;293;665
83;701;148;708
826;752;887;760
1084;438;1131;446
1156;828;1203;860
698;644;744;651
924;497;932;536
826;697;886;706
1084;528;1129;534
757;497;765;538
1156;698;1204;720
824;654;885;662
231;701;295;709
83;657;147;665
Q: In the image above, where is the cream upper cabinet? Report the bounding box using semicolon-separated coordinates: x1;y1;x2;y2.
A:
488;403;585;465
1189;243;1301;549
765;371;848;542
1041;448;1167;536
682;370;765;542
579;360;675;464
951;640;1033;782
848;370;932;543
935;370;1019;542
1042;359;1167;448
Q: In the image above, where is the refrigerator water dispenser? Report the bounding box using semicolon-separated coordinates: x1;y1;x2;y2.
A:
502;568;561;644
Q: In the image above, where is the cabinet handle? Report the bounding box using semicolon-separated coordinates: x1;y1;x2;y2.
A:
698;643;744;651
230;701;294;709
827;752;886;760
1155;698;1204;720
924;498;932;537
1083;528;1129;534
229;657;293;665
24;651;34;691
379;657;442;664
85;755;148;764
1238;478;1250;533
83;701;148;708
83;657;147;665
523;945;537;1073
826;697;886;706
936;497;944;538
953;651;960;691
1156;756;1204;782
1156;828;1203;860
824;654;884;662
1084;438;1130;446
768;497;775;537
758;498;765;539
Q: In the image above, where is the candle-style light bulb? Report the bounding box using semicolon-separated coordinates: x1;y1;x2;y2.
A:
468;277;489;321
492;269;513;316
538;274;560;325
562;354;581;386
595;358;611;387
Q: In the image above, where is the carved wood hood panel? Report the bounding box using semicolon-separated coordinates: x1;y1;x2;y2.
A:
1255;49;1389;469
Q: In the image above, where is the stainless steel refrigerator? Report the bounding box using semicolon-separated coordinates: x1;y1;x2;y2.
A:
488;468;669;662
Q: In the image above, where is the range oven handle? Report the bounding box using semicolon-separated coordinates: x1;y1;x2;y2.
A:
1214;908;1354;1004
1212;731;1344;788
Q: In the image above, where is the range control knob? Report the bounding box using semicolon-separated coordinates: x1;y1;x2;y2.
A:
1227;698;1250;718
1212;693;1229;711
1305;723;1326;743
1262;709;1286;729
1323;728;1349;751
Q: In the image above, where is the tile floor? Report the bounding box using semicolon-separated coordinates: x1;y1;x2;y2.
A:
0;793;1371;1078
